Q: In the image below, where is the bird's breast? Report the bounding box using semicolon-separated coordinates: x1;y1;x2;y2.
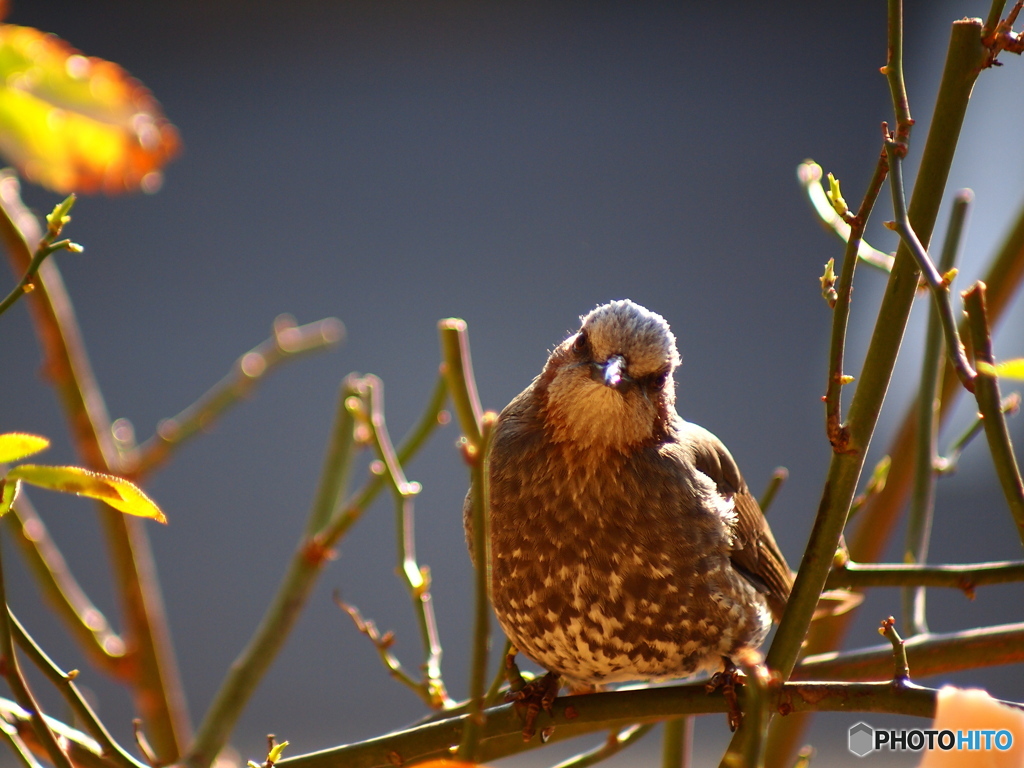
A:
486;437;769;684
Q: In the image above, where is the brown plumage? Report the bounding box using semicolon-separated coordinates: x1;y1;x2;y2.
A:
466;299;793;688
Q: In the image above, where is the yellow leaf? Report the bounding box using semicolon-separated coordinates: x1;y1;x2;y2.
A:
267;742;289;764
0;23;180;194
994;359;1024;380
7;464;167;523
0;432;50;463
0;478;19;517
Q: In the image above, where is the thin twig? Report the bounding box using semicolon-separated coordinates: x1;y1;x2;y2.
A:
359;377;450;708
8;611;144;768
0;171;189;761
317;372;449;550
186;374;449;768
983;0;1024;66
879;617;910;683
884;140;976;391
304;376;360;536
0;697;111;768
903;190;972;635
4;495;127;675
785;191;1024;763
847;456;891;521
333;596;431;706
823;150;890;452
0;716;44;768
0;195;81;318
794;621;1024;682
456;412;496;762
0;535;73;768
276;680;992;768
827;559;1024;593
963;283;1024;546
436;318;494;761
796;161;893;272
128;315;344;479
661;717;693;768
758;468;788;515
984;0;1008;37
764;16;990;767
719;654;771;768
551;724;655;768
937;393;1020;473
438;319;484;447
484;638;513;706
882;0;914;146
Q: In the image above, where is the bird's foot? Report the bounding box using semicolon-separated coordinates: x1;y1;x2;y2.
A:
505;671;560;742
705;658;745;731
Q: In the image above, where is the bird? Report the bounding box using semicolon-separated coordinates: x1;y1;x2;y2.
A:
465;299;794;730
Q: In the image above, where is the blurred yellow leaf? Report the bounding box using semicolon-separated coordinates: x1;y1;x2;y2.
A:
0;22;180;194
7;464;167;522
0;431;50;462
0;478;19;517
977;359;1024;380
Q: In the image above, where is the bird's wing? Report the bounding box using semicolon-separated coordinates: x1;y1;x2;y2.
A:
676;420;793;621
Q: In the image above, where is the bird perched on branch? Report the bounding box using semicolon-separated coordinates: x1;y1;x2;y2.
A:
467;299;795;733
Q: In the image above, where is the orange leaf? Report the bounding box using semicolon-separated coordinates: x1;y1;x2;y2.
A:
0;23;180;194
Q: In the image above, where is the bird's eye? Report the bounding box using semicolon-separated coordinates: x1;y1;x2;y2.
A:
572;331;588;354
650;371;669;390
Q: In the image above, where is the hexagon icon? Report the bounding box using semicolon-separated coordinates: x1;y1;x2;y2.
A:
848;722;875;757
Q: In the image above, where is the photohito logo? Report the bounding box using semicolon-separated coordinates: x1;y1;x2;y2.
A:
848;721;1014;758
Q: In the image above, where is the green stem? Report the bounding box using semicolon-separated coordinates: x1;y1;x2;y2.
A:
794;621;1024;681
361;377;450;708
879;618;910;682
884;0;913;143
938;393;1020;472
318;372;448;548
186;375;448;768
0;719;43;768
758;468;788;515
484;638;513;706
0;697;114;768
781;198;1024;766
277;681;966;768
903;191;972;635
828;559;1024;590
0;172;189;761
3;496;126;676
661;717;692;768
551;724;655;768
823;149;890;451
0;534;73;768
885;145;976;389
764;19;987;767
8;612;144;768
438;319;484;447
0;194;79;318
984;0;1008;36
305;375;359;536
719;663;770;768
963;284;1024;546
456;415;495;762
766;13;987;686
129;317;344;480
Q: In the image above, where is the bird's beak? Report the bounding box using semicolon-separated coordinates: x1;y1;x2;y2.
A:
601;354;630;390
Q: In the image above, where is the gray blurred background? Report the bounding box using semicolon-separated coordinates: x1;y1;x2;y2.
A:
1;2;1022;765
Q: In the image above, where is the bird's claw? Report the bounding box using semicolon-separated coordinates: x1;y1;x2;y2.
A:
505;671;560;741
705;658;745;731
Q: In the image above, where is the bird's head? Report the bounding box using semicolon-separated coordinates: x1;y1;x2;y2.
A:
541;299;680;449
